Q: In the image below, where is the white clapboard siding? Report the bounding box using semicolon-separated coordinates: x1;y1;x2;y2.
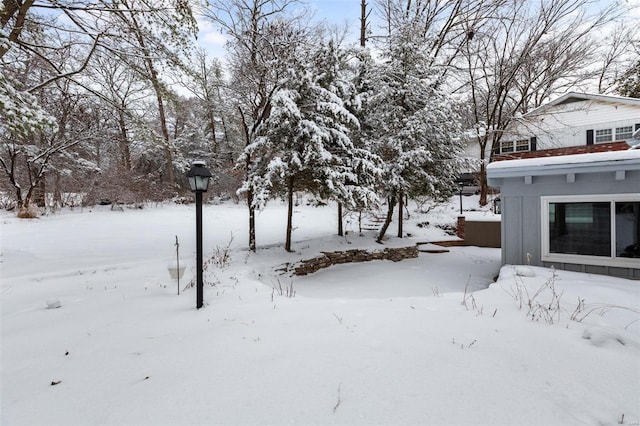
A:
503;97;640;150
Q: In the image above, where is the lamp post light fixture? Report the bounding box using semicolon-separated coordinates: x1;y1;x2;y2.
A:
187;161;212;310
493;197;502;215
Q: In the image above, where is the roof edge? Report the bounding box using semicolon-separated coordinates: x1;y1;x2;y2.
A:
525;92;640;117
487;150;640;179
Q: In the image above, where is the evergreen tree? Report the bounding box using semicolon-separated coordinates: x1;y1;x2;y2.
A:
248;40;370;251
340;45;383;234
366;21;466;242
313;41;381;235
617;58;640;99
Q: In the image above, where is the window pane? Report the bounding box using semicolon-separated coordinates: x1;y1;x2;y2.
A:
515;139;529;151
549;202;611;256
500;141;514;153
615;126;633;140
616;202;640;258
595;129;612;143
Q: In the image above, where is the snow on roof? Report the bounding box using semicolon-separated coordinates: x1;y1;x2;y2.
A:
525;92;640;117
487;148;640;178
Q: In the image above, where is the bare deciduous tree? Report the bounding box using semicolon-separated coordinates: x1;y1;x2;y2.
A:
462;0;626;205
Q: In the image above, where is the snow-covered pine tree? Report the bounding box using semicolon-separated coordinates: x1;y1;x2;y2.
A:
338;45;383;234
0;72;59;214
312;41;381;236
249;39;371;251
366;20;466;243
213;1;309;251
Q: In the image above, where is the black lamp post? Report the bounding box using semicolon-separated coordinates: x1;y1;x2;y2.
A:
457;180;464;215
187;161;212;310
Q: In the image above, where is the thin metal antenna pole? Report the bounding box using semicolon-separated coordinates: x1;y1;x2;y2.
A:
175;235;180;295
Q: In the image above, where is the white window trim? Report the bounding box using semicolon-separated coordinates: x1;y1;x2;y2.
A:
499;140;514;153
500;139;530;154
515;139;530;152
541;194;640;268
594;126;634;143
595;128;613;143
615;126;633;140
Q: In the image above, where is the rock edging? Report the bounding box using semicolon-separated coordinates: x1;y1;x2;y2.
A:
289;245;419;276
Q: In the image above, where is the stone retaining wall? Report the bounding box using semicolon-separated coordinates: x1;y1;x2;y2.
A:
290;245;419;276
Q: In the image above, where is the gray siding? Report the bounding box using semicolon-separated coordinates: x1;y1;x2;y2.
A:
498;169;640;197
522;196;540;265
495;168;640;279
502;197;521;265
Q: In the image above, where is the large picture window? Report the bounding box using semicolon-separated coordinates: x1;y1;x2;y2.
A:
549;202;610;256
542;195;640;267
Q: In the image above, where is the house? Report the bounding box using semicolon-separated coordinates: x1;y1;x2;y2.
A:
485;92;640;279
487;149;640;279
493;92;640;160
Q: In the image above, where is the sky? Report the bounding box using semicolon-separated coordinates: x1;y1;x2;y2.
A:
196;0;640;59
196;0;365;60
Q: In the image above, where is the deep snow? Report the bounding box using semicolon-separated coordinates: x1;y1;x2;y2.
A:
1;197;638;425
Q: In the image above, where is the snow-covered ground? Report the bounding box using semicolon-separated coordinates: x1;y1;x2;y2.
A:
1;197;638;425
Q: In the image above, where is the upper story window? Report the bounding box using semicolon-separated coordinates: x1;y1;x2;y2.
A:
593;126;634;143
499;139;530;154
595;129;612;143
499;140;514;153
616;126;633;140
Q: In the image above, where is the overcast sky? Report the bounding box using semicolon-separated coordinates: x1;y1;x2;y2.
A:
196;0;640;61
196;0;366;59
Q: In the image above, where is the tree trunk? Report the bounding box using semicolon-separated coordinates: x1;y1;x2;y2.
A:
22;158;41;211
376;194;397;243
23;181;37;211
478;137;489;206
239;107;256;251
397;191;404;237
152;78;174;187
118;111;132;172
53;170;62;208
127;11;174;188
285;176;295;252
15;185;23;209
337;201;343;236
248;189;256;252
34;171;45;207
0;0;35;58
208;109;218;153
360;0;368;48
479;162;488;206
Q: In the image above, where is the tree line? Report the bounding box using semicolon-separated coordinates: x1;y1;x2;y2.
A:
1;0;638;250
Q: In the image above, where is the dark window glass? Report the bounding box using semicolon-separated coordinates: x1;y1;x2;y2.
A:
549;202;611;256
500;141;514;153
616;202;640;258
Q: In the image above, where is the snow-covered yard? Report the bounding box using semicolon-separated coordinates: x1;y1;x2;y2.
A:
1;199;638;425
